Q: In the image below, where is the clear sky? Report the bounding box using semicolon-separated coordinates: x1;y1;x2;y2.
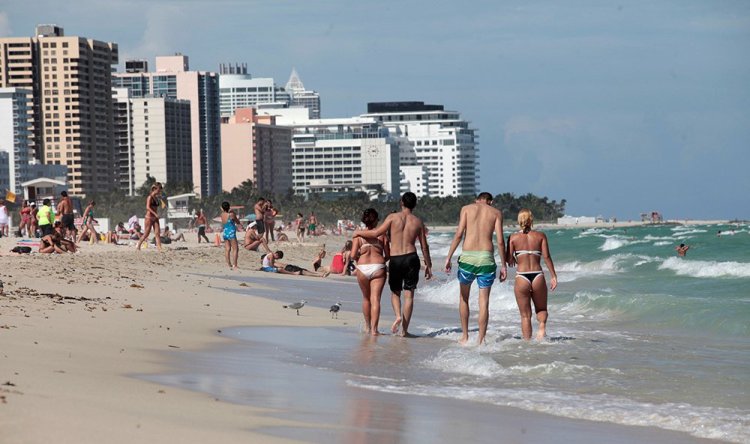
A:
2;1;748;219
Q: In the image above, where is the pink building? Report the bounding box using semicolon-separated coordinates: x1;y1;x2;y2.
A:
221;108;292;194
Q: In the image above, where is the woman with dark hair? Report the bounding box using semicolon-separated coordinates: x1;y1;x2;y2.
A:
221;201;243;269
76;200;99;244
507;208;557;340
137;182;164;251
19;200;32;237
352;208;390;335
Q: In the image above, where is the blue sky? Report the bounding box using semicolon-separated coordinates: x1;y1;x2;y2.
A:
2;1;748;219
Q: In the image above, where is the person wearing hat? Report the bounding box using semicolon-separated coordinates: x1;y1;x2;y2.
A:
243;221;271;253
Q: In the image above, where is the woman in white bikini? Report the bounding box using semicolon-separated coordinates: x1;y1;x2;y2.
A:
507;208;558;340
351;208;390;336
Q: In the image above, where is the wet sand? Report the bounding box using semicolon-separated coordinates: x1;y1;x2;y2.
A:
0;231;725;443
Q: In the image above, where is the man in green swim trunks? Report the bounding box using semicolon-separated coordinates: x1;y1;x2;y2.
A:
444;192;507;345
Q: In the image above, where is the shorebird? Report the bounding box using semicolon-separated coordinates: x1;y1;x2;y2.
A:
282;300;307;315
329;302;342;319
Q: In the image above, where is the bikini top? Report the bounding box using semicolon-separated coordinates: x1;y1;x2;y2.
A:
359;238;384;254
514;250;542;259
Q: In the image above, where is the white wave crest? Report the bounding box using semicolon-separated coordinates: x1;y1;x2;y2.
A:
659;257;750;278
422;348;506;377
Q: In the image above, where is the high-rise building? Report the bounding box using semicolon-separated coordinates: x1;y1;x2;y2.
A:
218;69;291;118
113;88;192;195
220;108;292;195
362;102;478;197
0;25;119;195
260;110;399;198
113;55;221;196
285;68;321;119
0;88;32;196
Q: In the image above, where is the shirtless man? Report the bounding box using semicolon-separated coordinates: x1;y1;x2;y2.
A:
675;243;690;257
354;192;432;337
57;190;77;240
253;198;267;237
444;192;507;345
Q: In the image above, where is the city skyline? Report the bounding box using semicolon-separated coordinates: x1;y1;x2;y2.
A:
2;1;748;219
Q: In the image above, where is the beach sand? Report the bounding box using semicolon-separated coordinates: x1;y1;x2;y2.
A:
0;231;721;443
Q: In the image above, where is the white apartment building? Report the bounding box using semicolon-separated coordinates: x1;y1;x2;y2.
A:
113;88;192;194
362;102;478;197
114;55;221;197
219;71;290;118
264;113;399;198
0;87;31;196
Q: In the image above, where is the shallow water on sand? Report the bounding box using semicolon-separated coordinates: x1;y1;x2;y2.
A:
147;224;750;442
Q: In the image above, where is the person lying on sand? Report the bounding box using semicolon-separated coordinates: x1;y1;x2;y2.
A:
260;251;329;277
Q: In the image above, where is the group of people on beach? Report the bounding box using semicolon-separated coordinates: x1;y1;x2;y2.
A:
348;191;557;344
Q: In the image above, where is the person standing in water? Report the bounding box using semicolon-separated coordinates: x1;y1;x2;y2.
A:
675;243;690;256
353;192;432;337
220;201;243;269
351;208;389;336
444;192;507;345
507;209;557;341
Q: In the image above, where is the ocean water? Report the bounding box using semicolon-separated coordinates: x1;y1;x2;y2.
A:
149;224;750;442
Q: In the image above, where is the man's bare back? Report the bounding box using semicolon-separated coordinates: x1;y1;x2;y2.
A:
384;212;424;256
460;202;503;253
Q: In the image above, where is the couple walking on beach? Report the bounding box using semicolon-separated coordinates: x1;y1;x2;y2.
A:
444;192;558;344
352;192;433;337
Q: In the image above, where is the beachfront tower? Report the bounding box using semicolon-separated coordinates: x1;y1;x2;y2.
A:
285;68;321;119
0;88;32;196
220;108;292;195
362;102;478;197
113;55;221;197
218;65;291;118
0;25;119;196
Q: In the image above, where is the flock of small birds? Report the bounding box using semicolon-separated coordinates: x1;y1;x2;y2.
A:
281;299;343;318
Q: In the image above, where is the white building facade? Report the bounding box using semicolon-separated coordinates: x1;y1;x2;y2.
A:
0;87;31;196
219;73;290;118
362;102;478;197
272;116;399;198
113;88;192;194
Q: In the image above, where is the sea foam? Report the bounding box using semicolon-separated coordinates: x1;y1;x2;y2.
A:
659;257;750;278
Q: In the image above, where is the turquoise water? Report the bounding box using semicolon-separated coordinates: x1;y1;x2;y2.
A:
152;223;750;442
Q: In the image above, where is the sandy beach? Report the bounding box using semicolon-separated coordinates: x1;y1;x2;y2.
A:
0;229;727;443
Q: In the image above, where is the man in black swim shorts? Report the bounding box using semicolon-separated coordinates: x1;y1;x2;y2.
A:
353;192;432;337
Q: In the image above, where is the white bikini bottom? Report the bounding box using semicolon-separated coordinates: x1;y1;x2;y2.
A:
357;263;386;280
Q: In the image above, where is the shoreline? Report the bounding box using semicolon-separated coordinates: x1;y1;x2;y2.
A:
0;232;733;442
428;219;734;232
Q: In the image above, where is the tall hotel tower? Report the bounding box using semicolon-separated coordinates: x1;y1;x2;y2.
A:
362;102;478;197
285;68;321;119
114;55;221;196
0;25;119;195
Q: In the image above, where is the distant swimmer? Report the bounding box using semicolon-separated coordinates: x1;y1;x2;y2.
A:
675;243;690;256
444;192;507;346
507;209;558;341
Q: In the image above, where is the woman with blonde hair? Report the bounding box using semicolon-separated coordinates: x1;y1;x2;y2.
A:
507;208;558;340
137;182;164;251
